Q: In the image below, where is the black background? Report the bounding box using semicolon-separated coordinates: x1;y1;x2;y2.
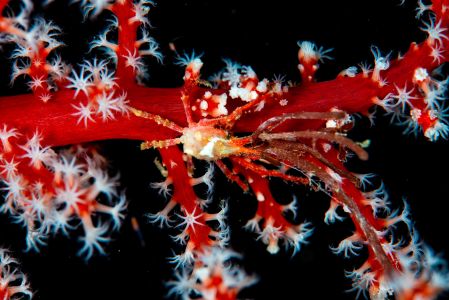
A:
1;0;449;299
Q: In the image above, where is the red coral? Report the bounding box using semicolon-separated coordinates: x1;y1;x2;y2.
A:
1;0;449;300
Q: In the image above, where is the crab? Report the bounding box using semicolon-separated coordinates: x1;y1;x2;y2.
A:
129;93;368;193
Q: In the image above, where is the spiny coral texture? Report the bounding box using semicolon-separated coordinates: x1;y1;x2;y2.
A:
0;249;31;300
0;126;126;258
0;0;449;300
166;247;258;300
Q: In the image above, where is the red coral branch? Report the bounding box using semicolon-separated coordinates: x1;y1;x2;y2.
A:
1;31;448;145
2;0;449;300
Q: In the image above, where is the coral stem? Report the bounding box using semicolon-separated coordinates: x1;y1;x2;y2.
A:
0;78;379;146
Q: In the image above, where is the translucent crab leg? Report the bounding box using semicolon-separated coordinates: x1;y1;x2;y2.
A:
252;111;346;140
262;145;342;192
231;157;309;185
259;130;368;161
215;160;249;191
140;138;182;150
198;94;269;129
130;106;184;133
263;139;359;184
